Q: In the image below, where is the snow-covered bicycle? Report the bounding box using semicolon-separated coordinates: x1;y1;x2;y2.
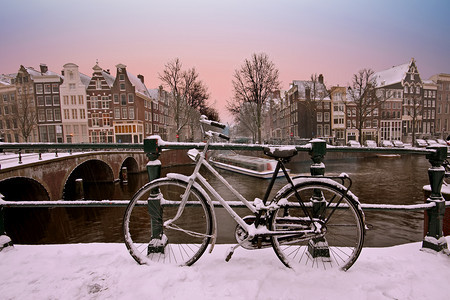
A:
123;116;365;271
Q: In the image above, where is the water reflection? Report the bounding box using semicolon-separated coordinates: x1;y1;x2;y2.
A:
4;154;431;247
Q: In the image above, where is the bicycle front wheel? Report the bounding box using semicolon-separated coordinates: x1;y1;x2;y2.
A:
123;178;213;266
270;179;365;271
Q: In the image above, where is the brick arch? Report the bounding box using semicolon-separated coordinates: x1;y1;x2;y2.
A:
62;159;114;200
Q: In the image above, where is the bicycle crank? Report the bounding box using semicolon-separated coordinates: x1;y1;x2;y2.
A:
234;215;272;250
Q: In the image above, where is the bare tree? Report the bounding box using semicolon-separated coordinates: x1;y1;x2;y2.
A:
347;68;389;144
13;84;37;142
404;89;423;146
159;58;213;141
227;53;281;144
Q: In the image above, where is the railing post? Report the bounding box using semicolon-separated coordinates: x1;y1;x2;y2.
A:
308;139;330;259
143;136;166;252
0;201;13;251
422;145;448;252
309;139;326;176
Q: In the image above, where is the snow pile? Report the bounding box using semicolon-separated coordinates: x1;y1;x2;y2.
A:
0;240;449;299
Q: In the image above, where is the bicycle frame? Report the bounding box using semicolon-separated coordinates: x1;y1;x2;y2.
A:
163;137;319;243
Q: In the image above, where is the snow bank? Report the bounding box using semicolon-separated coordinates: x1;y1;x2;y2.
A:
0;240;449;299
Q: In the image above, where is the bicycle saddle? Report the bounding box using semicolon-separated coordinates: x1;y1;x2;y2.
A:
263;146;298;159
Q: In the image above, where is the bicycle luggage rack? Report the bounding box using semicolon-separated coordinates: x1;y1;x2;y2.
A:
0;138;449;254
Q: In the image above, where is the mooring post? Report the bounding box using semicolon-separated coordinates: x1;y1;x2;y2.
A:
422;144;448;252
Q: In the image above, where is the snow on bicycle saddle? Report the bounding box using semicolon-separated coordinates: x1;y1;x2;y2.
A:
263;146;298;159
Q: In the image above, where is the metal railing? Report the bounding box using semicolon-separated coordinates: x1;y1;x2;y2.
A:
0;138;449;253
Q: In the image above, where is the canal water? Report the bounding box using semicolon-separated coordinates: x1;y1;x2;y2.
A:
4;153;432;247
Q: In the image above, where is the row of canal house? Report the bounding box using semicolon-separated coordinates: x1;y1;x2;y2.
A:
0;63;174;143
266;58;450;145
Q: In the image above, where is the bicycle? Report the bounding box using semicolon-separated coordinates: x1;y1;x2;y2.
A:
123;116;365;271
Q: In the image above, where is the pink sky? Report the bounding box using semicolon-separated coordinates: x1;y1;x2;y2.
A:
1;0;449;123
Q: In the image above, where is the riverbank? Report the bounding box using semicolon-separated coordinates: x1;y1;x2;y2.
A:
1;240;449;299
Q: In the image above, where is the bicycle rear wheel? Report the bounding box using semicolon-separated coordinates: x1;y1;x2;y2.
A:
123;178;213;266
270;179;365;271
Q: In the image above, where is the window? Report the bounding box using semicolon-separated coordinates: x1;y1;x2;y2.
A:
53;95;60;105
129;107;135;119
69;83;76;90
45;96;52;106
119;74;125;81
90;96;98;109
114;108;120;119
317;112;323;122
128;94;134;103
63;96;69;105
80;109;86;119
44;84;51;94
78;95;84;105
71;95;76;104
4;106;9;115
120;83;126;91
121;94;126;105
54;109;61;121
102;96;109;109
46;109;54;121
36;84;43;94
96;79;102;90
324;112;330;122
72;109;78;119
114;94;119;104
92;113;99;126
103;113;110;126
122;107;128;119
317;124;323;136
64;109;70;119
39;109;46;122
52;84;59;93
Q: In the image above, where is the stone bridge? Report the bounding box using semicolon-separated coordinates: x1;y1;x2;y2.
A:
0;151;149;202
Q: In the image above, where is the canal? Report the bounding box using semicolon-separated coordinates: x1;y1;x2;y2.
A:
4;153;432;247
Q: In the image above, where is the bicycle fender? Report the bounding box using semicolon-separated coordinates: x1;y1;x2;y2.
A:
165;173;218;252
274;177;365;219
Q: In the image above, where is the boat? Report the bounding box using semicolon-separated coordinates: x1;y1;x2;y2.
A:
210;152;287;179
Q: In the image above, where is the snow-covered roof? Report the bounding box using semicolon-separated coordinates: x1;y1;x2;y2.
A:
101;70;115;88
147;88;159;100
80;73;91;88
291;80;330;100
372;62;410;87
0;73;15;85
24;66;62;79
126;71;150;98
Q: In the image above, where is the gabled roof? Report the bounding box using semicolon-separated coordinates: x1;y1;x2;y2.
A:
80;73;91;88
23;66;61;79
147;88;159;100
126;71;150;98
101;70;115;88
291;80;330;100
0;73;16;85
372;59;420;87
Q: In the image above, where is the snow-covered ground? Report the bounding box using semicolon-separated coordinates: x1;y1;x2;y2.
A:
1;239;449;299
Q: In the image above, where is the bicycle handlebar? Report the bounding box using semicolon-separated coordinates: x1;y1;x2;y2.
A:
200;115;226;129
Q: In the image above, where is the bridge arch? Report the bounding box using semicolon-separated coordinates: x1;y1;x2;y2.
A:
63;159;114;200
119;156;139;182
0;177;51;243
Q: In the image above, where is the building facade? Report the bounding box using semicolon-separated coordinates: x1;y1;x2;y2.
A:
430;73;450;139
60;63;90;143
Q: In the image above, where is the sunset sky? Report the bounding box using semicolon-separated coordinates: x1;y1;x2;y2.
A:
1;0;449;123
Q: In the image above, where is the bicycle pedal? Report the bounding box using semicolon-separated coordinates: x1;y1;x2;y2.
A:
225;246;235;262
